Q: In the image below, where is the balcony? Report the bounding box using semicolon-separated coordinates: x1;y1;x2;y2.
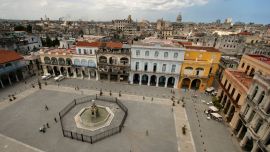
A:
97;62;130;67
97;49;131;55
218;80;240;108
181;74;208;79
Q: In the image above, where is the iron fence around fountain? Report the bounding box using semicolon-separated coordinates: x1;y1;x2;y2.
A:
58;95;128;144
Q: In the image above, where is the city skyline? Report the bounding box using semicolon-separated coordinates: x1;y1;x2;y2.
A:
0;0;269;24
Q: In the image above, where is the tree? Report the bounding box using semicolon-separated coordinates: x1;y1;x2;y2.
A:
26;24;32;33
45;36;53;47
14;25;26;31
52;38;60;47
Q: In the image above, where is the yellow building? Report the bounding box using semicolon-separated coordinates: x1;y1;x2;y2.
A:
178;46;221;91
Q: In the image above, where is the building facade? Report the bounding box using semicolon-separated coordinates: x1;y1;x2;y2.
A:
0;50;28;88
96;42;130;82
237;73;270;152
178;46;221;91
130;40;184;88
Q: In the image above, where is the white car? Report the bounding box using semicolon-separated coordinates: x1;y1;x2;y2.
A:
41;73;52;80
54;75;65;82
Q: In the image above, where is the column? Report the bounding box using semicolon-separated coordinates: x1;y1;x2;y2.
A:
95;70;99;81
43;66;48;74
59;67;62;75
88;69;91;80
164;77;168;88
15;74;19;82
73;68;77;78
0;79;4;88
66;68;70;78
147;75;150;86
129;73;133;84
139;74;142;85
251;142;259;152
156;76;159;87
237;125;244;138
174;77;178;89
8;76;12;85
108;74;110;81
52;67;55;76
117;75;120;82
81;69;83;79
226;104;234;117
240;132;249;147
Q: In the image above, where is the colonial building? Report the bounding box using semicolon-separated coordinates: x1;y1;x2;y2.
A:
40;41;100;80
217;56;240;81
112;15;133;31
130;39;184;88
218;54;270;128
237;73;270;152
96;42;130;82
178;46;221;91
0;50;28;88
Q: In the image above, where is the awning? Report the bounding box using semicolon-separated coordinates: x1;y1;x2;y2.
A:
211;113;222;118
209;106;219;112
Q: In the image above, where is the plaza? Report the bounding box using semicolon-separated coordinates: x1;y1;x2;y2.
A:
0;78;240;152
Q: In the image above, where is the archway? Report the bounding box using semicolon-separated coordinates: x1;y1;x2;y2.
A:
158;76;166;87
99;56;107;64
51;57;58;65
150;75;157;86
120;57;129;65
53;66;60;76
67;67;73;76
60;67;66;76
75;68;81;77
191;79;201;90
141;74;148;85
133;74;140;84
181;78;191;89
9;72;17;83
244;138;253;151
47;66;53;75
58;58;65;65
44;57;51;64
66;58;72;66
167;77;175;88
109;56;117;65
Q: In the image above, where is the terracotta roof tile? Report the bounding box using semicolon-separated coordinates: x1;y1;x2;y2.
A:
248;54;270;65
105;42;123;49
76;41;101;47
0;50;23;64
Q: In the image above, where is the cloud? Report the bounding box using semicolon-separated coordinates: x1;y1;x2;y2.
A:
0;0;208;20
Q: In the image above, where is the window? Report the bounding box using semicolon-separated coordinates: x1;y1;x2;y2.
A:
227;84;231;91
90;50;92;54
224;80;228;87
251;86;258;100
135;62;139;71
248;110;255;122
144;63;148;71
209;67;213;75
257;91;265;105
153;63;157;72
162;64;166;72
145;51;149;56
155;51;159;57
78;49;81;54
164;52;168;58
174;53;178;58
236;94;241;103
84;49;87;54
254;119;263;133
171;65;176;73
136;50;140;56
245;65;250;74
231;88;235;96
243;105;250;116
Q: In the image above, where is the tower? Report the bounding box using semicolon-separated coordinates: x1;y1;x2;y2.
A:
176;13;182;23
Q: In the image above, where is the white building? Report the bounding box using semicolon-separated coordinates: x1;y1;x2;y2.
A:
130;39;185;88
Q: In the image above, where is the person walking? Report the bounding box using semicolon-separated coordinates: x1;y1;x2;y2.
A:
46;123;50;128
54;117;57;123
45;105;49;111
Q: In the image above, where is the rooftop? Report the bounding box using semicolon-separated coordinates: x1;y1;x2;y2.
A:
76;41;101;48
185;46;220;52
0;50;23;64
228;69;253;89
247;54;270;65
133;38;180;48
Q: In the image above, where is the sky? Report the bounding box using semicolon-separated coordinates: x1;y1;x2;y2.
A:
0;0;269;24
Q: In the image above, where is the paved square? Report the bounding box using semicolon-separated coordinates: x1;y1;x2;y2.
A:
0;89;178;152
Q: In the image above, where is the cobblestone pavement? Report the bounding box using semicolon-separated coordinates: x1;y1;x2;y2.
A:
182;90;240;152
0;78;240;152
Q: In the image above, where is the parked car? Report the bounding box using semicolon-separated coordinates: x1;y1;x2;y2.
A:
41;73;52;80
54;75;65;82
